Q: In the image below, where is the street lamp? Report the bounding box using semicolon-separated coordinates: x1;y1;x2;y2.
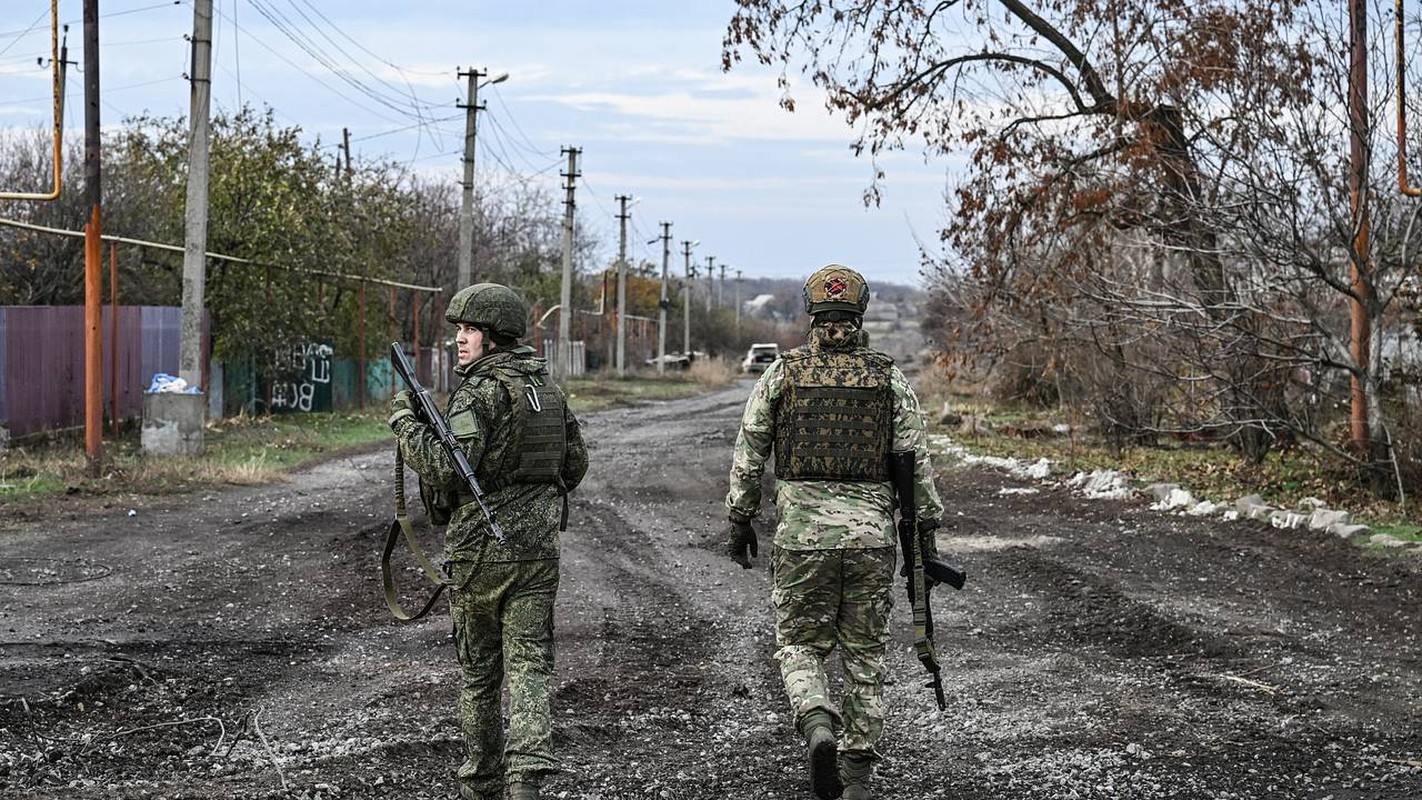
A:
458;69;510;289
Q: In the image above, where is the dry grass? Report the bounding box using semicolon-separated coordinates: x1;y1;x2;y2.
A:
687;356;738;388
0;410;390;503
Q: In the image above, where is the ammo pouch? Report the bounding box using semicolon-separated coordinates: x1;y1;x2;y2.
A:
418;477;458;526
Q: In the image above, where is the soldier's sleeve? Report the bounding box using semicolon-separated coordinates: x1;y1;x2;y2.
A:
390;385;488;489
559;399;590;492
890;366;945;522
725;360;782;519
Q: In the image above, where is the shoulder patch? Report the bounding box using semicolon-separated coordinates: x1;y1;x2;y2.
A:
448;408;480;439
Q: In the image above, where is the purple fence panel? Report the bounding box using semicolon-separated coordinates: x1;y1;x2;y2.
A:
0;306;84;437
139;306;181;401
0;306;188;438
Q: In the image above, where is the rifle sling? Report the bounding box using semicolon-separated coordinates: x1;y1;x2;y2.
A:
907;519;946;709
382;445;451;622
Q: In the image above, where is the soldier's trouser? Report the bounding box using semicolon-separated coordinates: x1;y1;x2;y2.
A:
448;559;560;797
771;546;895;757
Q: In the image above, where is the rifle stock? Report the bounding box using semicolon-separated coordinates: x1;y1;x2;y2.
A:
390;342;505;543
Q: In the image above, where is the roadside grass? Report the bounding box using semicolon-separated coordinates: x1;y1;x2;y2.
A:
564;359;739;412
0;368;731;504
0;409;394;503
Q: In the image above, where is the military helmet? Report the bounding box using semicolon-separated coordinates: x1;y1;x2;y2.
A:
445;283;527;339
802;264;870;317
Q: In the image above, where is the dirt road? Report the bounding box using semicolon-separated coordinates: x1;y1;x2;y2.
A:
2;381;1420;799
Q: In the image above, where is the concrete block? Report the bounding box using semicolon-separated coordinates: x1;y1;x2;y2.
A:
1235;493;1274;520
142;392;206;456
1307;508;1350;531
1328;523;1369;540
1146;483;1180;502
1269;510;1307;529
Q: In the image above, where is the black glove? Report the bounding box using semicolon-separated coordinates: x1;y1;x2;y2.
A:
728;512;759;569
918;518;942;559
901;517;942;582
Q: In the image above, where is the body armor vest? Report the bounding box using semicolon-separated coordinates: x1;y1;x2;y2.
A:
420;353;568;526
774;347;894;482
478;361;568;490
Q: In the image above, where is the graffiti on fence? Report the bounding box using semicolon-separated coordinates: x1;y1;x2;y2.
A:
270;341;333;413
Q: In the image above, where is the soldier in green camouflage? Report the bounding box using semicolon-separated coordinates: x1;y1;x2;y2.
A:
725;265;944;800
389;283;588;800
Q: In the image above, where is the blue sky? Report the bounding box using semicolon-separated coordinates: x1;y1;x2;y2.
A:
0;0;959;288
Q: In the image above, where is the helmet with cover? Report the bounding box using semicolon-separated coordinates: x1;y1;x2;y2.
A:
802;264;870;319
445;283;527;340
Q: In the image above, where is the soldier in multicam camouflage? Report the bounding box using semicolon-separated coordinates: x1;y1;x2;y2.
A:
389;283;589;800
725;264;945;800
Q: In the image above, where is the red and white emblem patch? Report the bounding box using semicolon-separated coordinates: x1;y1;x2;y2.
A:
824;276;847;297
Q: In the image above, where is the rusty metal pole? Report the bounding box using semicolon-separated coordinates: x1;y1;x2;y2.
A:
1348;0;1373;455
358;279;367;408
109;243;118;436
413;292;422;385
389;286;397;395
82;0;102;474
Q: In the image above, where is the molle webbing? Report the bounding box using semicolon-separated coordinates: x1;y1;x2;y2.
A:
511;382;567;483
775;351;892;482
473;363;567;489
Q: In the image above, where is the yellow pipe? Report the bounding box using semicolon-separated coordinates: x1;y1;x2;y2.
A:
0;0;63;201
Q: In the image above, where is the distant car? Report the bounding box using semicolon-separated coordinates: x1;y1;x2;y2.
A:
741;343;780;374
645;352;705;370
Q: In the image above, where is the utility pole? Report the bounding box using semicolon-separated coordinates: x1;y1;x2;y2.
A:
656;222;671;374
719;262;727;309
705;255;715;312
82;0;102;473
682;241;695;356
179;0;213;396
558;147;580;380
734;269;742;334
615;194;631;375
1346;0;1373;457
458;68;507;289
340;127;352;181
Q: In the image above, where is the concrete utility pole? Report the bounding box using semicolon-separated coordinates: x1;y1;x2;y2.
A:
615;194;631;375
557;147;580;379
179;0;213;395
682;241;696;356
656;222;671;374
734;269;743;334
82;0;102;472
719;262;727;309
705;255;715;312
458;67;507;289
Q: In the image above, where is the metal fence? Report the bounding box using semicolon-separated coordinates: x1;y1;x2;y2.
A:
0;305;595;440
0;305;188;438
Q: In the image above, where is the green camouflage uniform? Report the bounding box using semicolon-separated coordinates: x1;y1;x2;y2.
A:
391;345;588;799
726;328;943;760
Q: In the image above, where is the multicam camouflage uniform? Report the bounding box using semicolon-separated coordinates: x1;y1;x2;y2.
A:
392;344;588;800
726;325;943;763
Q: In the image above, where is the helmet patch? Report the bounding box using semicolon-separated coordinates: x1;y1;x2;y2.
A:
825;276;848;298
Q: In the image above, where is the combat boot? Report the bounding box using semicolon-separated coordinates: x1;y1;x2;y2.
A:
798;710;843;800
839;753;874;800
507;780;540;800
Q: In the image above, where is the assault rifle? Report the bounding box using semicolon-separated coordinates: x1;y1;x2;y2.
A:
891;450;966;710
389;342;505;543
